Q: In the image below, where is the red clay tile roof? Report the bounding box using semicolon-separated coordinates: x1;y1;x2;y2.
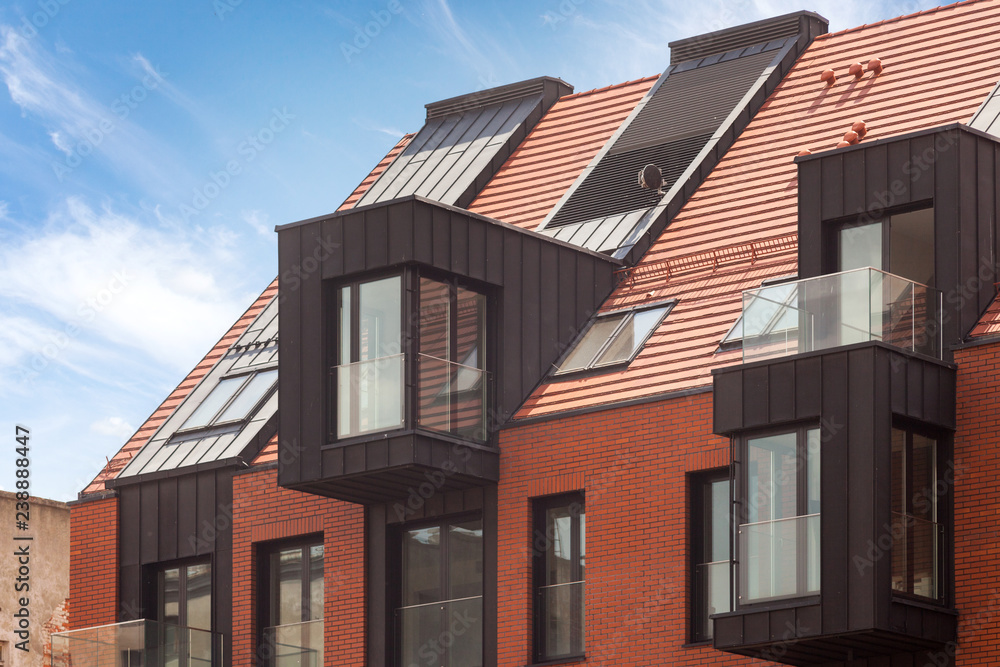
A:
515;0;1000;419
82;280;278;495
467;77;658;230
252;433;280;465
337;133;415;212
970;292;1000;337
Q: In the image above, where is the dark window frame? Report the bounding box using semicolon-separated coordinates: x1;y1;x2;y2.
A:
823;201;934;282
689;470;731;643
390;512;485;667
173;367;278;438
531;492;586;664
551;301;674;379
736;424;821;608
256;535;325;667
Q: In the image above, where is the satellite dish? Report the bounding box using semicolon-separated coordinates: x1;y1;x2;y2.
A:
638;164;664;194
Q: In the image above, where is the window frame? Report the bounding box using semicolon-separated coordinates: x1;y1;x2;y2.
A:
257;535;325;667
552;301;674;378
689;470;731;643
174;367;278;436
531;492;586;664
736;424;821;607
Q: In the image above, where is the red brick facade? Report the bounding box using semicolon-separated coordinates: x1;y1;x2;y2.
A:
68;495;118;630
231;465;365;667
953;340;1000;665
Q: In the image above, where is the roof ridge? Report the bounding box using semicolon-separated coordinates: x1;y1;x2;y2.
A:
816;0;987;40
561;75;660;101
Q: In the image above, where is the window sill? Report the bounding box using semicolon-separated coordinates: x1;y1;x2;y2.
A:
525;655;586;667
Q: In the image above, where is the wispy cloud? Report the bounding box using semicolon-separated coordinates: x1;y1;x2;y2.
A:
415;0;516;87
241;208;272;237
90;416;135;440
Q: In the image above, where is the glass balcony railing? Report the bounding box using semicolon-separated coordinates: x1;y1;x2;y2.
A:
331;353;489;442
741;268;942;362
537;580;585;660
51;619;222;667
693;561;730;640
891;512;943;600
739;514;820;604
396;595;483;667
333;354;405;438
417;353;488;442
261;620;322;667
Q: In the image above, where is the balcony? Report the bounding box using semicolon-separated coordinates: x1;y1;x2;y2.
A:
262;620;323;667
741;267;942;362
537;580;585;660
739;514;820;604
396;595;483;667
51;620;223;667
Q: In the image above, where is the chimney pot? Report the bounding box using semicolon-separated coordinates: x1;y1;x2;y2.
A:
849;62;865;79
821;69;837;86
866;58;883;75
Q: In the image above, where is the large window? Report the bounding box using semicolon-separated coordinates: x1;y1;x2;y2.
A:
262;540;325;667
332;272;490;442
396;517;483;667
179;369;278;432
533;493;585;662
891;427;942;600
691;472;730;642
156;560;213;665
739;427;820;604
836;207;935;287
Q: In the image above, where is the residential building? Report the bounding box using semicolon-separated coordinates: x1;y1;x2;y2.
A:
59;2;1000;666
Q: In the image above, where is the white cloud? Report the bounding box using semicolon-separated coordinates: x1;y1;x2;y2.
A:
90;416;135;440
241;209;272;236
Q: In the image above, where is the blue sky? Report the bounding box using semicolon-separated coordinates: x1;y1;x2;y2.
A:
0;0;940;501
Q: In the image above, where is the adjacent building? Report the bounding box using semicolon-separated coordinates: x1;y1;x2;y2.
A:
59;2;1000;666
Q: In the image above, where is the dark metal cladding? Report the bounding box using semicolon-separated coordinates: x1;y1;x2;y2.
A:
668;10;827;64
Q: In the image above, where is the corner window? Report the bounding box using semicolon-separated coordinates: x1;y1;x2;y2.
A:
396;517;483;667
179;369;277;431
739;427;820;604
335;275;404;438
555;303;672;375
261;539;324;667
691;472;730;642
533;493;585;662
156;560;213;665
891;427;942;600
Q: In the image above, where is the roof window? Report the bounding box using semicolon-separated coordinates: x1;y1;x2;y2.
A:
555;302;672;375
179;368;278;431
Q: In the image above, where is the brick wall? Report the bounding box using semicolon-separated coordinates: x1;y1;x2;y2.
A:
231;465;365;667
953;341;1000;666
68;495;118;630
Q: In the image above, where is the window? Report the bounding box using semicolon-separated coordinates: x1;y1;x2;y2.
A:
836;207;935;287
739;427;820;604
179;369;277;431
156;560;213;665
556;303;672;374
532;493;585;662
396;517;483;667
417;277;488;441
691;472;730;642
891;427;942;600
261;540;324;667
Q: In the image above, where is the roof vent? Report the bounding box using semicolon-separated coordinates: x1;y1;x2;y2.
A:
820;69;837;86
849;62;864;79
866;58;883;76
638;164;665;194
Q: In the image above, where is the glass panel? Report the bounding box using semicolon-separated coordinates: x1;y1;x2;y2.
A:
277;548;304;625
545;505;574;585
419;278;451;361
402;526;441;606
456;288;486;370
397;596;482;667
806;428;821;515
557;314;626;373
890;208;935;287
891;513;942;599
741;268;942;362
416;354;487;442
309;545;324;622
263;619;323;667
694;561;730;640
339;286;351;364
839;221;883;272
709;479;729;563
161;568;180;626
448;520;484;600
746;432;798;523
52;620;224;667
740;514;820;603
359;276;401;361
335;354;404;437
594;306;667;366
216;369;278;423
181;377;245;429
538;581;585;659
185;564;212;664
912;435;937;521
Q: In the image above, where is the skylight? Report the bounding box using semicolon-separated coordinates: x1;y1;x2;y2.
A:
556;303;672;374
179;369;278;431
